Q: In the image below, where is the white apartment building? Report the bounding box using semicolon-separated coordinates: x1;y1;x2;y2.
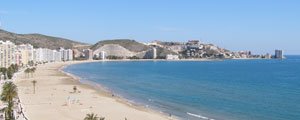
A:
34;48;52;63
100;51;106;60
17;44;34;65
0;40;74;67
53;50;62;62
0;40;16;68
44;48;54;62
34;48;44;63
60;48;73;61
67;49;73;61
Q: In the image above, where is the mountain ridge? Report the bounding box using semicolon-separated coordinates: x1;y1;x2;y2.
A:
0;29;89;49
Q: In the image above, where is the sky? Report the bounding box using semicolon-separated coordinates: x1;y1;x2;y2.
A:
0;0;299;54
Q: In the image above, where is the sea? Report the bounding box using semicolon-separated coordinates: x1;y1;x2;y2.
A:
63;55;300;120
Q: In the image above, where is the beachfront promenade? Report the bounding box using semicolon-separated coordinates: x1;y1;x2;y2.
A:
0;70;29;120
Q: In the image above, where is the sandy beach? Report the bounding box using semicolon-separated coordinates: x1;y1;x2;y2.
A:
15;61;173;120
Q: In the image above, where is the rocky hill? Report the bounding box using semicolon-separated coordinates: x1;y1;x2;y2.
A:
91;39;150;52
0;29;89;49
91;39;150;58
94;44;136;57
91;39;179;59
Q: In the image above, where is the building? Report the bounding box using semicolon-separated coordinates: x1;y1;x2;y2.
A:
0;40;75;67
265;53;271;59
53;50;62;62
238;51;251;58
60;48;73;61
67;49;73;61
100;51;106;60
275;50;284;59
44;48;54;62
35;47;72;62
20;50;30;65
14;51;22;65
153;48;157;59
166;54;179;60
17;44;34;63
60;48;66;61
17;44;34;65
83;49;93;60
187;40;200;45
0;41;16;68
33;48;56;63
167;45;185;54
34;48;44;63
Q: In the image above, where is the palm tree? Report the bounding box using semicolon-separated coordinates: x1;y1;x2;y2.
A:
28;61;34;67
24;68;30;78
32;67;36;72
29;68;33;77
5;64;20;79
30;67;36;77
13;64;19;73
0;67;7;80
7;67;13;79
32;80;37;94
8;64;18;73
84;113;105;120
24;67;36;78
1;82;18;120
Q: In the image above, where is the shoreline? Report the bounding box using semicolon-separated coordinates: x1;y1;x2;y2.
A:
16;61;175;120
14;58;272;120
71;57;272;63
60;61;181;119
61;60;221;120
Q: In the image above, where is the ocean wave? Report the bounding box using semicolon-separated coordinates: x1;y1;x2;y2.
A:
187;112;215;120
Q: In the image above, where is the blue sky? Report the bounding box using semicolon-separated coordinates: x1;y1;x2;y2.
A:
0;0;299;54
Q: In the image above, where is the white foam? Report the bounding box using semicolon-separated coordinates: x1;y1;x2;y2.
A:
187;112;215;120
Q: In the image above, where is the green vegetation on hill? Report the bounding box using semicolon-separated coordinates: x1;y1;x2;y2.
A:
0;29;88;49
91;39;150;52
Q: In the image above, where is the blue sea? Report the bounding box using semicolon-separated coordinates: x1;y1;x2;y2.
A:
63;56;300;120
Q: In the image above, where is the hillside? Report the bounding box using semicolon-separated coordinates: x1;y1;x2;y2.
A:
91;39;177;59
91;39;150;52
155;47;178;59
0;29;89;49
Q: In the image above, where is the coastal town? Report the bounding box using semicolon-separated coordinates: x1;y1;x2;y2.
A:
145;40;284;60
0;39;284;69
0;0;298;120
0;39;284;119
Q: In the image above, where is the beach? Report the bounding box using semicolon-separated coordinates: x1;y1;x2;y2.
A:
15;61;173;120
